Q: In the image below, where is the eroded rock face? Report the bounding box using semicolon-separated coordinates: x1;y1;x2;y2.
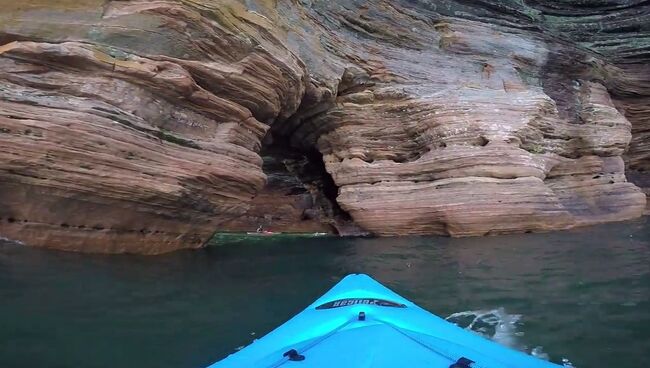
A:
0;0;647;253
0;1;306;253
281;1;647;236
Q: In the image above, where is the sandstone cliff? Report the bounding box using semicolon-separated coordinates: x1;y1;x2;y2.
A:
0;0;647;253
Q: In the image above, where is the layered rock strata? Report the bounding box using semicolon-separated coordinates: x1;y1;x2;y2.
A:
0;0;647;253
0;1;306;253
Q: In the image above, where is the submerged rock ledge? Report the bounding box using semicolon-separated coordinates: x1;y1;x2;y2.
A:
0;0;648;253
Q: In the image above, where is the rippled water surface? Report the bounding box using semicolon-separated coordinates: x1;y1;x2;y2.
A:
1;218;649;368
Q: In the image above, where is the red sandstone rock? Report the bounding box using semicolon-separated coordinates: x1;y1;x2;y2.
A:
0;0;647;253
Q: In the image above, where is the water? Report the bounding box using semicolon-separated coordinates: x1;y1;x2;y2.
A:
1;218;649;368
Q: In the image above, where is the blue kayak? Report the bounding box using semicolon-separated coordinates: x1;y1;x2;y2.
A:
208;274;561;368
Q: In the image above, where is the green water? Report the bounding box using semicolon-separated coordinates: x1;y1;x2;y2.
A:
1;218;649;368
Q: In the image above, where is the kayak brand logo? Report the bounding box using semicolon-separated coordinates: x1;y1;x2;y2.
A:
315;298;406;309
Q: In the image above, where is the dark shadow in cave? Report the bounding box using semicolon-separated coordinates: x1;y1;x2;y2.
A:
258;131;355;235
303;147;352;223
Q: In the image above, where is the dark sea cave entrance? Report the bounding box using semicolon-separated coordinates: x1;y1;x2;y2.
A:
250;131;359;236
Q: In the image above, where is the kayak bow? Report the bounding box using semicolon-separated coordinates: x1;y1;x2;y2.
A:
207;274;561;368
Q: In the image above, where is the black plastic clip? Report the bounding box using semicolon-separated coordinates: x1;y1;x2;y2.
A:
449;357;474;368
358;311;366;321
283;349;305;361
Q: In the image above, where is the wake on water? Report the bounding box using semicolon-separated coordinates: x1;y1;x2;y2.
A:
445;308;575;367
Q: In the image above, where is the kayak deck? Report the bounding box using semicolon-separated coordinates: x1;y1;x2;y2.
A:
208;274;561;368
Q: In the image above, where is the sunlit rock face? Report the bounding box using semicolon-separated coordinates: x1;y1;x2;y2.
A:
0;0;647;253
